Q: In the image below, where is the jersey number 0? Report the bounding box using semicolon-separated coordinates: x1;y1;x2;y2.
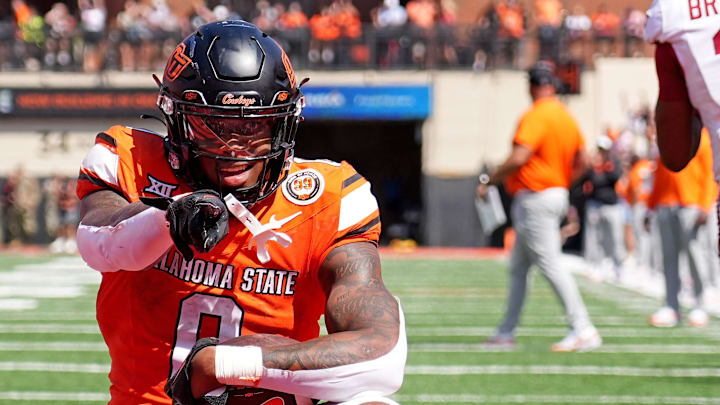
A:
169;293;245;377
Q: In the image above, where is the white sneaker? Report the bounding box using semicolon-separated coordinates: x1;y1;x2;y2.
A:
49;238;66;254
551;326;602;353
687;308;709;328
649;307;679;327
63;238;77;254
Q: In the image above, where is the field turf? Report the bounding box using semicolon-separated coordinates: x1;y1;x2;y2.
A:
0;253;718;404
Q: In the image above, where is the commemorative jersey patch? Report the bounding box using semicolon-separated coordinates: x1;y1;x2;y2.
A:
282;169;324;205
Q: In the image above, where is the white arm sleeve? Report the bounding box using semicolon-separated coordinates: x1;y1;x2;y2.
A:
644;0;664;42
257;301;407;402
77;207;173;272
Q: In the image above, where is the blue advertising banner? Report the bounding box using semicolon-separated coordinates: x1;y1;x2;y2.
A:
301;85;431;120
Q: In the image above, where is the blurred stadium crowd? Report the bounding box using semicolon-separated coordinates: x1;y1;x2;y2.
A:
1;0;649;72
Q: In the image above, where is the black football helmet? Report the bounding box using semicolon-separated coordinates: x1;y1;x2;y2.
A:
156;20;305;205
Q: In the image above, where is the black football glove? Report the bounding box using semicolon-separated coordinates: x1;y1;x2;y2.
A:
165;337;225;405
141;190;229;261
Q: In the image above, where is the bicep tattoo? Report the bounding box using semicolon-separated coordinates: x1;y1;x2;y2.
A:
261;242;400;371
322;242;398;334
80;190;147;227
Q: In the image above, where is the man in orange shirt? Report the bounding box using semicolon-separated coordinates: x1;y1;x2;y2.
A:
646;129;715;328
477;62;601;352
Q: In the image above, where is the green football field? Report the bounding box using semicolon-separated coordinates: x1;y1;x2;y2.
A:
0;253;719;404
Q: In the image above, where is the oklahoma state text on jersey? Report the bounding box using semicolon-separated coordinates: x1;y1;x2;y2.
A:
77;126;381;405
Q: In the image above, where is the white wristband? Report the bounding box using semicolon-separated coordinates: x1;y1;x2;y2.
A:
215;345;264;386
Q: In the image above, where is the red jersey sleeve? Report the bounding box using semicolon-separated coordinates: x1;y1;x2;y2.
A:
655;42;690;102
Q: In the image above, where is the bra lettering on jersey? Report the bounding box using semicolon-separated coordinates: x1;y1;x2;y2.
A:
144;174;179;198
240;267;298;296
154;251;235;289
689;0;719;20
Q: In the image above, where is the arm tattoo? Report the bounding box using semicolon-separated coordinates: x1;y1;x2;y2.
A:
262;242;400;371
80;190;152;227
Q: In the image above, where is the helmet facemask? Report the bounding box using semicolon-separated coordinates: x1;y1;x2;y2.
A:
159;90;304;205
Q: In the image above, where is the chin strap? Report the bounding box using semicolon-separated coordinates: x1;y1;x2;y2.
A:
224;194;301;263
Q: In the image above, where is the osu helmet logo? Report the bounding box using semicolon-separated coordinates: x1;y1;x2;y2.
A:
164;43;192;82
272;39;296;89
281;50;296;88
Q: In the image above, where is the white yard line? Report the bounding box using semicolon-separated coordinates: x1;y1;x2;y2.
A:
0;342;107;351
0;392;109;402
0;362;109;373
0;299;37;311
406;314;664;327
393;394;720;404
0;312;96;321
407;326;720;339
2;362;717;378
0;324;100;334
4;324;714;339
404;365;720;377
409;343;720;354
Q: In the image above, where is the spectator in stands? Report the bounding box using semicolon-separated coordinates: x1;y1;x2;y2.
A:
437;0;459;67
276;2;309;68
252;0;279;32
494;0;524;68
469;3;496;71
309;6;341;65
145;0;180;71
116;0;148;71
406;0;437;67
372;0;408;67
0;2;13;69
581;134;626;280
280;1;309;30
647;130;715;328
78;0;107;72
43;3;76;70
534;0;562;62
188;1;217;31
13;0;45;71
376;0;407;28
562;5;591;64
590;3;620;58
333;0;361;40
407;0;436;30
621;7;645;57
327;0;363;66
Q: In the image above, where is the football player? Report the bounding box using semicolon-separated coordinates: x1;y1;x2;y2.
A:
76;21;406;405
645;0;720;174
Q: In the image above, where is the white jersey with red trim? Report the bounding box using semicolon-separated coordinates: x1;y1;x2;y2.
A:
645;0;720;125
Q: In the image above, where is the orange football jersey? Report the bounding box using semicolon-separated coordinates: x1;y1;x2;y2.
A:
77;126;381;405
